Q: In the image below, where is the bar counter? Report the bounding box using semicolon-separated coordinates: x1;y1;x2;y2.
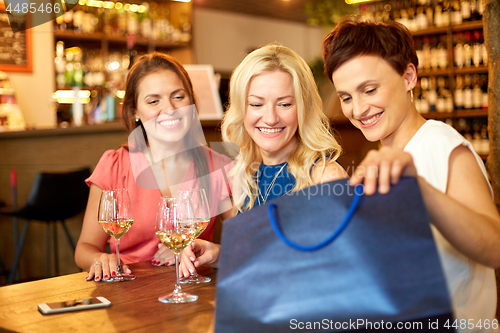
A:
0;121;222;283
0;261;216;332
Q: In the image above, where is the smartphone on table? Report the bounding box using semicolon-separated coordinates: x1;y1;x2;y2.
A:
38;296;111;315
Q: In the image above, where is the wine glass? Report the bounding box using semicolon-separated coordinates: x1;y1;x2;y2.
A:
98;189;136;282
179;188;211;284
155;195;198;303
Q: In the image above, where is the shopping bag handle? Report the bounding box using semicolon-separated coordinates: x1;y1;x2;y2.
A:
267;185;363;252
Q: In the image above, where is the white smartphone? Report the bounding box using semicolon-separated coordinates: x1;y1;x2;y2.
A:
38;296;111;315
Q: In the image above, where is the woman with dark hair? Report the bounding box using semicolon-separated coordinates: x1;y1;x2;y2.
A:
75;53;232;282
323;17;500;327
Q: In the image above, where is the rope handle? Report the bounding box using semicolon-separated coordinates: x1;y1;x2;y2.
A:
267;185;363;252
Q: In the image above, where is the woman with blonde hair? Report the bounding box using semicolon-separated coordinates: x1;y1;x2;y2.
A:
179;44;347;276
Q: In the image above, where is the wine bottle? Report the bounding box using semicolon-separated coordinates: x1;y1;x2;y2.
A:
477;0;485;19
434;0;444;26
472;74;482;109
454;32;464;68
441;0;451;27
481;31;488;66
430;36;439;70
428;76;438;111
461;0;471;21
463;31;473;67
451;0;463;25
423;36;432;70
480;74;488;109
419;78;430;113
473;30;482;67
470;0;479;21
425;0;434;27
454;75;464;110
463;74;473;109
417;1;428;30
436;76;446;113
438;34;448;69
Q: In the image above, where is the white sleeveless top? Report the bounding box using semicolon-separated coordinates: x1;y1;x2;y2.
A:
404;120;496;332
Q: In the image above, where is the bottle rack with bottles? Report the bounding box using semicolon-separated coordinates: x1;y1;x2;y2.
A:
359;0;489;158
52;0;192;127
0;71;26;131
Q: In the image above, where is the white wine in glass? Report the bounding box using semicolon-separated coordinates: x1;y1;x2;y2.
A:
179;188;211;284
155;195;198;303
98;189;136;282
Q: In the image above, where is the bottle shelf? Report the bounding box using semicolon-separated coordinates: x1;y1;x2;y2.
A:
0;88;15;95
419;68;451;77
418;65;488;77
455;109;488;117
412;20;483;37
452;21;484;32
412;26;450;37
54;30;190;49
421;109;488;119
422;112;453;119
454;65;488;75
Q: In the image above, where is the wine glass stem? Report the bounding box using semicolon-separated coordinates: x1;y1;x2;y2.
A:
174;253;182;293
115;238;121;274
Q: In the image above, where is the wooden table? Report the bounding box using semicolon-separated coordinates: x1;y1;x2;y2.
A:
0;262;217;332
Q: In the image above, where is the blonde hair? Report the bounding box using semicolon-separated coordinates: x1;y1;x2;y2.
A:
221;44;342;213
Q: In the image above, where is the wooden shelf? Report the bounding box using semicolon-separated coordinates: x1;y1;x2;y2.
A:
54;30;104;41
412;26;449;36
452;20;484;32
455;109;488;117
419;68;452;77
454;66;489;75
411;20;483;37
54;30;190;49
422;112;453;119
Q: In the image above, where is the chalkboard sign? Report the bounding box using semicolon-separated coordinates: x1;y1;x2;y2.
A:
0;4;32;72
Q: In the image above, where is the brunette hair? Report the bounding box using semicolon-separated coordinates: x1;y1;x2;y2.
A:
221;44;342;213
122;52;211;195
322;17;418;81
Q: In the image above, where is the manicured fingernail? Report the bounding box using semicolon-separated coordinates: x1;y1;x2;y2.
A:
111;271;116;276
189;257;195;261
104;275;109;279
86;276;91;281
95;277;100;281
165;262;169;265
189;268;194;274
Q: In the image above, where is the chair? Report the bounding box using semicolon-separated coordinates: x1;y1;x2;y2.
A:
0;168;91;284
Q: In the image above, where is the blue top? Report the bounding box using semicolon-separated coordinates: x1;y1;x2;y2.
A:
241;159;342;211
241;162;296;210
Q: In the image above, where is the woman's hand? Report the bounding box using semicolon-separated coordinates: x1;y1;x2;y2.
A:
152;243;175;266
86;253;132;282
179;240;220;279
350;147;417;195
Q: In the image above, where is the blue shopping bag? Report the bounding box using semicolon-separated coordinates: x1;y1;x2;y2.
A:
215;177;454;332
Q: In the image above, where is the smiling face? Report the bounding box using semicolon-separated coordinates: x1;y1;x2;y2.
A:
135;69;193;145
244;70;299;165
332;55;418;147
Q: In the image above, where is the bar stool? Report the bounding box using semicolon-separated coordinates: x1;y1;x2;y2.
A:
0;168;91;284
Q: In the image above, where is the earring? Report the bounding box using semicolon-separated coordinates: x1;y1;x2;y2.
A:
410;90;414;103
135;117;140;123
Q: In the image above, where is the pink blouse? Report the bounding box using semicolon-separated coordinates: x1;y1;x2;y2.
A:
86;146;231;264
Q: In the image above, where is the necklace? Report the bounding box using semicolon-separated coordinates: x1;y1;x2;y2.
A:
256;162;288;205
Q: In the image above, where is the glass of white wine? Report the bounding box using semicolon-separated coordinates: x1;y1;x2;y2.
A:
179;188;211;284
98;189;136;282
155;195;198;303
